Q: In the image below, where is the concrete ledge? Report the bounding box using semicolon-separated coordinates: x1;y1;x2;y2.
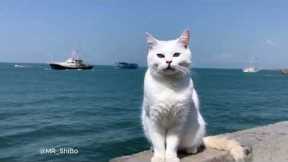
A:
110;149;236;162
110;121;288;162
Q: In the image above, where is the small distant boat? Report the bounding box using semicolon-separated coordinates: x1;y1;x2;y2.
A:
49;50;93;70
243;67;258;73
281;69;288;75
243;57;259;73
14;64;25;68
115;62;138;69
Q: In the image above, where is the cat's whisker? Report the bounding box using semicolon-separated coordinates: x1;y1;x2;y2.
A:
175;65;189;75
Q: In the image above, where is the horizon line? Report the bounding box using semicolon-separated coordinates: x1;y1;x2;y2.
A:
0;61;283;70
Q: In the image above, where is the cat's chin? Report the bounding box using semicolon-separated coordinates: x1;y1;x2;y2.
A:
151;66;187;78
159;69;182;76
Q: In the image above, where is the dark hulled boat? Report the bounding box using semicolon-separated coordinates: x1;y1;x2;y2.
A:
115;62;138;69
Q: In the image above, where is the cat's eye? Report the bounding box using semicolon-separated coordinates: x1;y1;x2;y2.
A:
173;52;181;57
156;53;165;58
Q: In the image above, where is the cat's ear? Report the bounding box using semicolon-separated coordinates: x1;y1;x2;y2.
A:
145;32;158;49
178;29;190;48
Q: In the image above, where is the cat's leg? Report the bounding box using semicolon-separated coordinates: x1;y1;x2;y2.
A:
143;116;165;162
179;112;206;154
149;124;166;162
180;125;205;154
165;127;181;162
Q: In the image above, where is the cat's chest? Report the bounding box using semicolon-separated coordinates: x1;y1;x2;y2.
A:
145;77;193;107
148;85;193;112
147;88;193;126
143;71;194;122
155;89;188;104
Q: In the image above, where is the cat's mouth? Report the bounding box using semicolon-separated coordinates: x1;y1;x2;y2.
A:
164;65;175;71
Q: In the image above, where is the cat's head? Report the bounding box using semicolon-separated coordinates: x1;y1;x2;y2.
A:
146;30;192;77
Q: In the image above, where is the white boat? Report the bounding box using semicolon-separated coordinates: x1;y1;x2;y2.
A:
14;64;25;68
243;67;258;73
49;50;93;70
281;69;288;75
243;57;259;73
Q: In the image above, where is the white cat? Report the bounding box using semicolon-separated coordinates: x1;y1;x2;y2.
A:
141;30;245;162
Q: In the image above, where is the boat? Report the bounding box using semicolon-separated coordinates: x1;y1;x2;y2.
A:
281;69;288;75
14;64;25;68
115;62;138;69
243;57;259;73
243;67;258;73
49;50;93;70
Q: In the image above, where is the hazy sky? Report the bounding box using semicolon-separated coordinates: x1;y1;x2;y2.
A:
0;0;287;68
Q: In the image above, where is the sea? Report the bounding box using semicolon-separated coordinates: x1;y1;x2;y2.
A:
0;63;288;162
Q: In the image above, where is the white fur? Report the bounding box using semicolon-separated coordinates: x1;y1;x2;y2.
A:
141;30;244;162
142;30;206;162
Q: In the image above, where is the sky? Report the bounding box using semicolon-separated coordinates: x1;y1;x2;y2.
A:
0;0;287;69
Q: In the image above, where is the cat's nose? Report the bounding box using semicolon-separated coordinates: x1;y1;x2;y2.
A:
166;60;172;64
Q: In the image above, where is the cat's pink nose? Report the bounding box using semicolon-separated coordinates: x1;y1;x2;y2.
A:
166;60;172;64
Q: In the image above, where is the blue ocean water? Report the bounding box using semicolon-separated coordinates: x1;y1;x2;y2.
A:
0;63;288;162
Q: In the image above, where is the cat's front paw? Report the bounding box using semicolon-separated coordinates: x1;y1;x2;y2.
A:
165;156;180;162
151;155;165;162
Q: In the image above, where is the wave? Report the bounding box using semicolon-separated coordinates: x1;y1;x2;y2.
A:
1;96;80;108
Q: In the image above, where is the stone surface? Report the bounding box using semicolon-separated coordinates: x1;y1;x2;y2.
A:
110;121;288;162
110;149;235;162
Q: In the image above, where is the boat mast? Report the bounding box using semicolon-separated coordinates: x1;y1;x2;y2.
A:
71;49;79;60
